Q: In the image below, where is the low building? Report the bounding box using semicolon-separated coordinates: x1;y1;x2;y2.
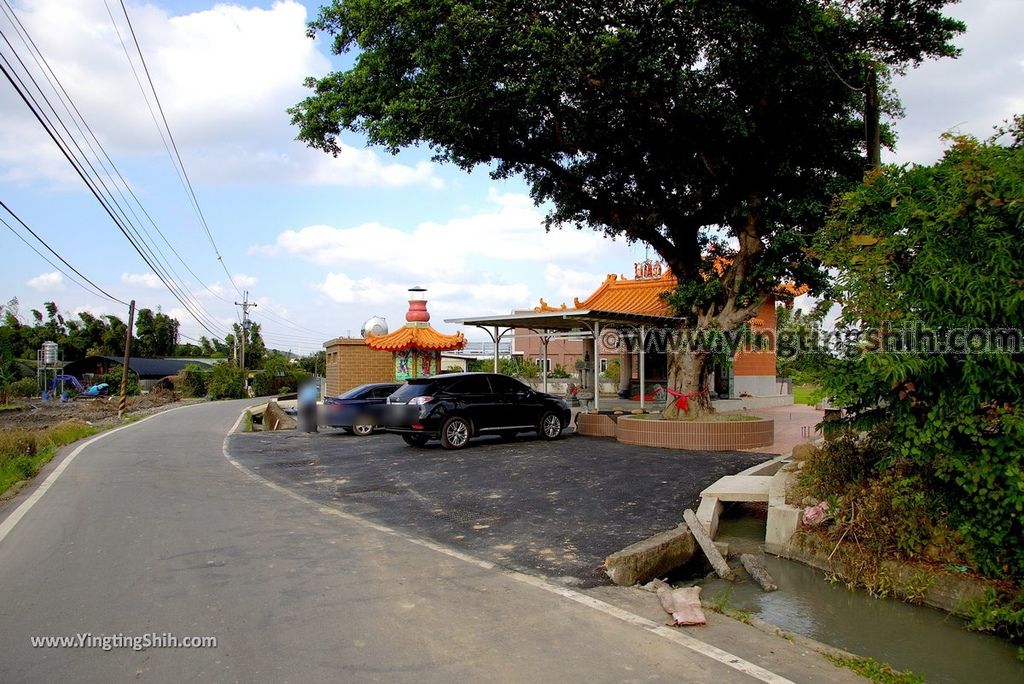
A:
62;356;219;391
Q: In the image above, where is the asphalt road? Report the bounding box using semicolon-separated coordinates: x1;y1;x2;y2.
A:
228;429;765;586
0;400;854;683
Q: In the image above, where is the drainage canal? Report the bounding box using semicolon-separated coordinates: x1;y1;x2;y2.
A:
689;513;1024;684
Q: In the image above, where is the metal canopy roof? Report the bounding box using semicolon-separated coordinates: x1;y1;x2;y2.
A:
445;308;682;331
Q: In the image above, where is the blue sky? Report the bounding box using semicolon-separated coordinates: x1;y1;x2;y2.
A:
1;0;1022;353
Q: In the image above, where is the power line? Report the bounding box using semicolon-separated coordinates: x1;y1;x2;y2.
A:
0;13;230;339
0;0;231;327
0;204;127;305
114;0;242;298
0;49;227;339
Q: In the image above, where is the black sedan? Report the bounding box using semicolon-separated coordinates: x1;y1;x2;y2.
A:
322;382;401;435
380;372;571;449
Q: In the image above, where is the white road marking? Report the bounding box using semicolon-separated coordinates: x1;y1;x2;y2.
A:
0;403;194;545
222;410;794;684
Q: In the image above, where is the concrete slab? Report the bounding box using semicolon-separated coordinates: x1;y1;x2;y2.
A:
604;524;696;586
699;475;771;502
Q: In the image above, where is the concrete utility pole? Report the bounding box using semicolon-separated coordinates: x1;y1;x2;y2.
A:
118;300;136;419
234;291;257;392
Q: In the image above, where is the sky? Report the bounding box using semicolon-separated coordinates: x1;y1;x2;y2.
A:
1;0;1022;354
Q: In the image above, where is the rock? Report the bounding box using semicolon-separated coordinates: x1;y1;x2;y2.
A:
263;401;297;431
604;524;697;586
790;443;819;462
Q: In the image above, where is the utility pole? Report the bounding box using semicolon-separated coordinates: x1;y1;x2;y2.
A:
234;291;257;393
118;300;136;419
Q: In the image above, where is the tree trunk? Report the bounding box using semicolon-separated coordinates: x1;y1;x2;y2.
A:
864;62;881;169
662;348;713;419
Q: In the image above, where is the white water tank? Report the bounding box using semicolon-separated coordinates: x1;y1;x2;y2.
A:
41;341;58;366
361;316;388;338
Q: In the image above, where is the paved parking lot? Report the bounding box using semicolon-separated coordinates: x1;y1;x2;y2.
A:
227;430;768;587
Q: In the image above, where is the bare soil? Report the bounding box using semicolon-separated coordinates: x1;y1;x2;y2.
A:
0;389;200;430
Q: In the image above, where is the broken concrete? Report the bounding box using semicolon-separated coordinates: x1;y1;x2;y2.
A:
683;509;735;580
263;401;297;431
604;523;696;586
740;553;778;592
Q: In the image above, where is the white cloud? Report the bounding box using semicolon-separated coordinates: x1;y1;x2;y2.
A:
543;264;607;303
891;0;1024;164
121;272;162;288
26;271;64;291
0;0;442;189
253;189;614;278
313;273;532;319
232;273;258;288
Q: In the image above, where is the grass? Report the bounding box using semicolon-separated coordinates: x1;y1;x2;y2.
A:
793;385;823;406
825;655;924;684
243;410;253;433
0;420;102;496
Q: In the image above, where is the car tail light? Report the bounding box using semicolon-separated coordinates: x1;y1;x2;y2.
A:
411;422;424;430
408;396;433;406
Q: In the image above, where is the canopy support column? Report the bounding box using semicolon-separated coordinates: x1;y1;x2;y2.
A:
593;321;600;412
639;326;647;412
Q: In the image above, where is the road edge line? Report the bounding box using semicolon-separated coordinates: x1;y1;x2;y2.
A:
222;413;793;684
0;402;197;545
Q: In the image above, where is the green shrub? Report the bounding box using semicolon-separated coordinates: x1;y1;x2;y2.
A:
250;372;273;397
178;365;209;397
8;377;38;398
549;364;571;379
207;364;245;400
93;370;140;396
602;360;620;381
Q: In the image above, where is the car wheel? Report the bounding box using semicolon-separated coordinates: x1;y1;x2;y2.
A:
440;416;471;450
402;434;429;447
538;411;563;440
352;419;375;436
498;430;518;441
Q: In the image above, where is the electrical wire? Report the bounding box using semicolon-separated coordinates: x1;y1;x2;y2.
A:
113;0;242;297
0;12;231;338
0;207;128;305
0;50;227;339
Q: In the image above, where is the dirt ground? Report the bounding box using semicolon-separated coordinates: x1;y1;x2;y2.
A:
0;389;199;430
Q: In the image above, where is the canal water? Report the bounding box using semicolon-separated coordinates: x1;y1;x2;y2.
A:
696;516;1024;684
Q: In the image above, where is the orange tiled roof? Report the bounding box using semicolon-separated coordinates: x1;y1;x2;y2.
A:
571;272;676;316
365;325;466;353
533;266;803;317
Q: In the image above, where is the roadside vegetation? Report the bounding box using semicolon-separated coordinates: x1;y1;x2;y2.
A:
0;420;100;496
798;118;1024;649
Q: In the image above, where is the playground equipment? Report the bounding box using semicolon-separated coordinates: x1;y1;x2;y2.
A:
47;375;110;398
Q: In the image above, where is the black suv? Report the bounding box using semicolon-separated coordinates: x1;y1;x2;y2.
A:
381;372;571;449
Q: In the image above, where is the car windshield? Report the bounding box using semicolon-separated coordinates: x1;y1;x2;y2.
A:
388;380;434;401
337;385;373;400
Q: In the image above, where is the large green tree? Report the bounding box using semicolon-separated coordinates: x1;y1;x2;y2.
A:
291;0;961;413
134;308;180;358
815;117;1024;578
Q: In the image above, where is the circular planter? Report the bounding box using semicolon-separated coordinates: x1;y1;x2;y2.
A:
615;415;773;451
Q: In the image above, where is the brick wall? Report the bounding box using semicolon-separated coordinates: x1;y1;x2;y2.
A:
734;299;777;378
324;338;394;395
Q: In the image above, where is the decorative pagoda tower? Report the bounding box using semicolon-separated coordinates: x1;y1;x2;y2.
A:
364;287;466;380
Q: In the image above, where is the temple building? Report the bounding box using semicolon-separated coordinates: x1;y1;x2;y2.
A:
447;260;800;409
364;287;467;380
323;287;465;395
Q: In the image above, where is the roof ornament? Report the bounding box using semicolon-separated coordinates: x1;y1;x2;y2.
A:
634;259;663;280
